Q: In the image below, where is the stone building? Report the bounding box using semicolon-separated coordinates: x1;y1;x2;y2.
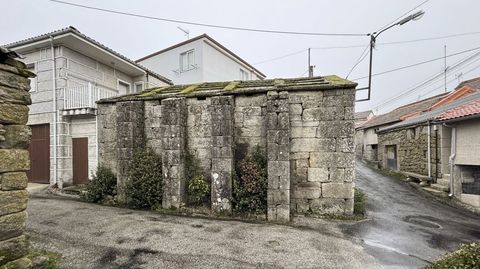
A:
354;110;373;158
97;76;357;221
4;26;171;188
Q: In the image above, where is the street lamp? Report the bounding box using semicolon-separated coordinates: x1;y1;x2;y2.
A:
357;10;425;102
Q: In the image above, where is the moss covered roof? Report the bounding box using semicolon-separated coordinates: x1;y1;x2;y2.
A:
97;75;357;104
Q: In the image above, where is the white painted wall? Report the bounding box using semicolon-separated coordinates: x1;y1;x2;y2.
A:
202;40;262;82
455;118;480;165
138;37;263;85
138;39;204;85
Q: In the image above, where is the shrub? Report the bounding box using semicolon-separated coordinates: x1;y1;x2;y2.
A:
83;166;116;203
187;175;210;206
125;148;163;209
232;146;268;214
185;152;210;206
354;188;366;216
426;243;480;269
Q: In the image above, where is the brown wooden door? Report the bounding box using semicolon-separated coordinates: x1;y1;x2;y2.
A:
28;124;50;183
72;137;89;185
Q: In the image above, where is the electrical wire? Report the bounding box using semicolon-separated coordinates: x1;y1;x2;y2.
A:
345;44;370;79
376;0;430;33
372;51;480;110
254;49;307;65
50;0;369;37
351;45;480;81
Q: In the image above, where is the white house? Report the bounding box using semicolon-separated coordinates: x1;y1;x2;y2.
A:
136;34;266;85
4;26;172;187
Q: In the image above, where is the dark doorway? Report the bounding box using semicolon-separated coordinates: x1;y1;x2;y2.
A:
386;145;398;170
72;137;89;185
27;124;50;183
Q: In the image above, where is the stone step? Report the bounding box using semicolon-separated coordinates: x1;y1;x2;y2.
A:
423;187;449;198
436;178;450;186
430;183;449;192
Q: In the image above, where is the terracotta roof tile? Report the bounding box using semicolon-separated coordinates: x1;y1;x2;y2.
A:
436;99;480;121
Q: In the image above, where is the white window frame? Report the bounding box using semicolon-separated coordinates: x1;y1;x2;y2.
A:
26;63;37;92
179;49;195;72
240;69;250;80
117;79;132;94
133;81;144;93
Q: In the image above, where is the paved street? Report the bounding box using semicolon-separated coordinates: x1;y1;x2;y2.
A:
342;161;480;268
26;162;480;269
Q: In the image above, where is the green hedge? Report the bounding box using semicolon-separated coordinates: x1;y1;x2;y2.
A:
426;243;480;269
83;166;116;204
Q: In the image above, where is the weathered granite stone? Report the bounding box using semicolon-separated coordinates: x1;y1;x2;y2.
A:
0;257;32;269
0;125;30;149
0;85;31;105
0;69;30;91
0;104;28;125
210;96;234;213
0;235;29;266
1;172;28;191
0;149;29;173
322;183;354;199
0;190;28;216
0;211;26;241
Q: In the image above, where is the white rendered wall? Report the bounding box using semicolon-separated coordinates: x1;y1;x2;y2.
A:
455;118;480;165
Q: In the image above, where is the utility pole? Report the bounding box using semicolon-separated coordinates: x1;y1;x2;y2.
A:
444;45;447;93
307;48;314;77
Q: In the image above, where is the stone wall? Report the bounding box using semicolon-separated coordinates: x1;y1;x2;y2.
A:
0;55;33;266
378;125;442;178
97;77;357;221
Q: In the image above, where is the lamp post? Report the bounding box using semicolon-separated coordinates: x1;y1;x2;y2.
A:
357;10;425;102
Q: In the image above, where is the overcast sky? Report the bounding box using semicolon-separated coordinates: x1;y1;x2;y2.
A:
2;0;480;113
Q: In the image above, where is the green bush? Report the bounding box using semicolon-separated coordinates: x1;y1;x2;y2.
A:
83;166;116;203
426;243;480;269
232;146;267;214
125;148;163;209
185;152;210;206
354;188;366;216
187;175;210;206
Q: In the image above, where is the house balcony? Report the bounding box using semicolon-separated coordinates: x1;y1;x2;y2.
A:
62;83;117;116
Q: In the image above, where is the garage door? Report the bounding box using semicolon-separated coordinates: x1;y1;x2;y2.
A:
27;124;50;183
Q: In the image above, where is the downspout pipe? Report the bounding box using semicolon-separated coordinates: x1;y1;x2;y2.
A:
50;36;58;187
443;123;456;197
427;122;431;178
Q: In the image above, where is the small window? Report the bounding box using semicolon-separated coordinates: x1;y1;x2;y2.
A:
134;82;143;93
118;80;131;94
406;128;415;139
240;69;250;80
180;49;195;72
26;63;36;92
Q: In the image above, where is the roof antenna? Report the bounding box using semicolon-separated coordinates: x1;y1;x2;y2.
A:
177;26;190;40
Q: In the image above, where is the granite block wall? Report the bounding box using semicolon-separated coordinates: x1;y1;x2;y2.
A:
0;57;33;266
97;85;356;221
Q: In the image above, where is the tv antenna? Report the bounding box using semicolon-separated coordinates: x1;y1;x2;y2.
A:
177;26;190;40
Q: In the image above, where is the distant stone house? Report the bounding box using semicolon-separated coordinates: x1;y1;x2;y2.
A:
356;93;449;164
96;76;357;221
376;87;480;193
136;34;266;85
4;26;172;187
433;98;480;209
354;110;373;157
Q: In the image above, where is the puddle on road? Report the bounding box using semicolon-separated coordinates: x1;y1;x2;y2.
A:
404;216;442;229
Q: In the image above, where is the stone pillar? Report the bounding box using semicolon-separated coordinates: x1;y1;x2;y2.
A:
115;101;145;204
210;96;234;213
160;98;187;209
0;59;33;266
266;91;290;222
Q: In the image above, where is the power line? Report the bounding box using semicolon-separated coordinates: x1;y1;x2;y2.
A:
372;51;480;110
376;0;430;33
50;0;369;37
352;45;480;81
254;49;307;65
345;44;370;78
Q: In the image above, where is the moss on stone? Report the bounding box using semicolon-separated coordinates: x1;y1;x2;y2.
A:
180;84;201;94
26;249;59;269
223;81;239;91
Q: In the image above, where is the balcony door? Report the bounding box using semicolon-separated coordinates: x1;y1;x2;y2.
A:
118;80;131;95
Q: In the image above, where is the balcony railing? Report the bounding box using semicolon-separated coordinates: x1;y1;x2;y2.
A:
63;83;117;110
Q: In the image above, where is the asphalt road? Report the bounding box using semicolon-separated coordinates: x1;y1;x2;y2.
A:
26;162;480;269
341;161;480;268
27;195;382;269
